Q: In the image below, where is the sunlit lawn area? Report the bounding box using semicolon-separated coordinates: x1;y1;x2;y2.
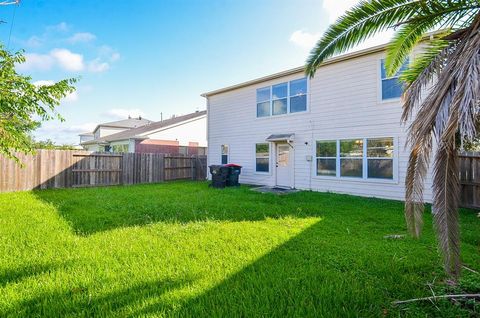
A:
0;181;478;317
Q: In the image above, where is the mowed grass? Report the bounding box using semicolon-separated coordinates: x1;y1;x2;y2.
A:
0;182;478;317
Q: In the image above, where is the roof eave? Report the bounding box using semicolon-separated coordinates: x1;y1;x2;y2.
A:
200;43;388;97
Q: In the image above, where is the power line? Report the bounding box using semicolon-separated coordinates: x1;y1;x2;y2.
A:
6;1;18;49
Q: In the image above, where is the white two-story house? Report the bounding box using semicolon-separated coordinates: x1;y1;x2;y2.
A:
203;44;433;201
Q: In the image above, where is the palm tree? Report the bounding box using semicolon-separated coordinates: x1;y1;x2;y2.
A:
306;0;480;280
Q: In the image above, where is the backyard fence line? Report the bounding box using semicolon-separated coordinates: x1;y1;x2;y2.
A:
0;150;207;192
459;151;479;209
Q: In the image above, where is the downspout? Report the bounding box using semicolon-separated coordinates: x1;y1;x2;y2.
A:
309;119;314;191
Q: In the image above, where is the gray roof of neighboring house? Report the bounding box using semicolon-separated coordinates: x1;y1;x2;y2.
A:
93;117;154;132
81;110;206;145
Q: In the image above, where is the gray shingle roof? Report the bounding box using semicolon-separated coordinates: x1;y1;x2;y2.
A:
82;110;206;145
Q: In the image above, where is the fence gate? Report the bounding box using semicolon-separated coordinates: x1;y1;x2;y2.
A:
72;153;123;187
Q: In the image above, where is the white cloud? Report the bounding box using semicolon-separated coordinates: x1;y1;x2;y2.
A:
103;108;146;120
35;122;97;144
50;48;85;71
87;59;110;73
17;53;55;71
289;29;320;50
33;80;79;103
322;0;359;23
47;22;69;33
68;32;96;44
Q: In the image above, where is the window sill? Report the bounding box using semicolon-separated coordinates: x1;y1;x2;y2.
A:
379;97;401;104
255;109;310;120
312;175;399;185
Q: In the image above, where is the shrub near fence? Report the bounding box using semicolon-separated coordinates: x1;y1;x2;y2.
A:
0;150;207;192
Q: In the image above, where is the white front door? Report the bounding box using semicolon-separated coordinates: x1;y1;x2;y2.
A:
276;143;292;188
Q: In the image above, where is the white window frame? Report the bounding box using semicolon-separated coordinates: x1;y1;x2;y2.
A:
221;144;229;164
339;138;364;179
315;140;337;177
313;137;398;183
366;138;395;180
255;142;270;174
256;77;308;118
379;59;408;102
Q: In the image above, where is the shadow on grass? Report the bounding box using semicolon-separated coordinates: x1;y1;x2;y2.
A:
0;262;67;288
2;277;193;317
32;181;408;235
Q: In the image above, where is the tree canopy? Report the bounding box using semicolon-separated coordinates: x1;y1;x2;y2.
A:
0;45;76;161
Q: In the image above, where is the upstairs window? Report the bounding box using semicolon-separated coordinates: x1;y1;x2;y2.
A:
289;78;307;113
221;144;229;164
255;143;270;172
256;77;307;117
256;87;271;117
381;59;408;100
272;83;288;115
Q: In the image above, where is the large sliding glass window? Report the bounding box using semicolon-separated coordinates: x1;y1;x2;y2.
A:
256;77;307;117
316;140;337;176
316;137;394;180
255;143;270;172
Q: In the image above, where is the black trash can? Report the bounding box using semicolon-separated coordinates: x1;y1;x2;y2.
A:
209;165;229;188
225;164;242;186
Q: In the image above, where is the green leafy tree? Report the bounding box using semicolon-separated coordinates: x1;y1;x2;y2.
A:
306;0;480;280
0;45;76;161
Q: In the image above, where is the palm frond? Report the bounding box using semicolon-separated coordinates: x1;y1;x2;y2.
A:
385;20;440;78
306;0;422;77
432;140;460;277
401;38;455;123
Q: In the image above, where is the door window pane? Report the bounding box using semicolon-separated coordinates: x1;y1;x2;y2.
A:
340;159;363;177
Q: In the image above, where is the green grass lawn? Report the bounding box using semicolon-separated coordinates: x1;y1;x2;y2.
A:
0;182;478;317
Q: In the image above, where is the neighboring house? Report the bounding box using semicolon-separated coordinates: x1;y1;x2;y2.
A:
203;44;433;202
80;110;207;154
79;116;154;151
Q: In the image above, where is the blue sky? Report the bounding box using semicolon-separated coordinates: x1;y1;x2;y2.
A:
0;0;387;144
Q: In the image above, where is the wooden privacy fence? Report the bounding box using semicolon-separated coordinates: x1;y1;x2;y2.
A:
459;152;480;209
0;150;207;192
